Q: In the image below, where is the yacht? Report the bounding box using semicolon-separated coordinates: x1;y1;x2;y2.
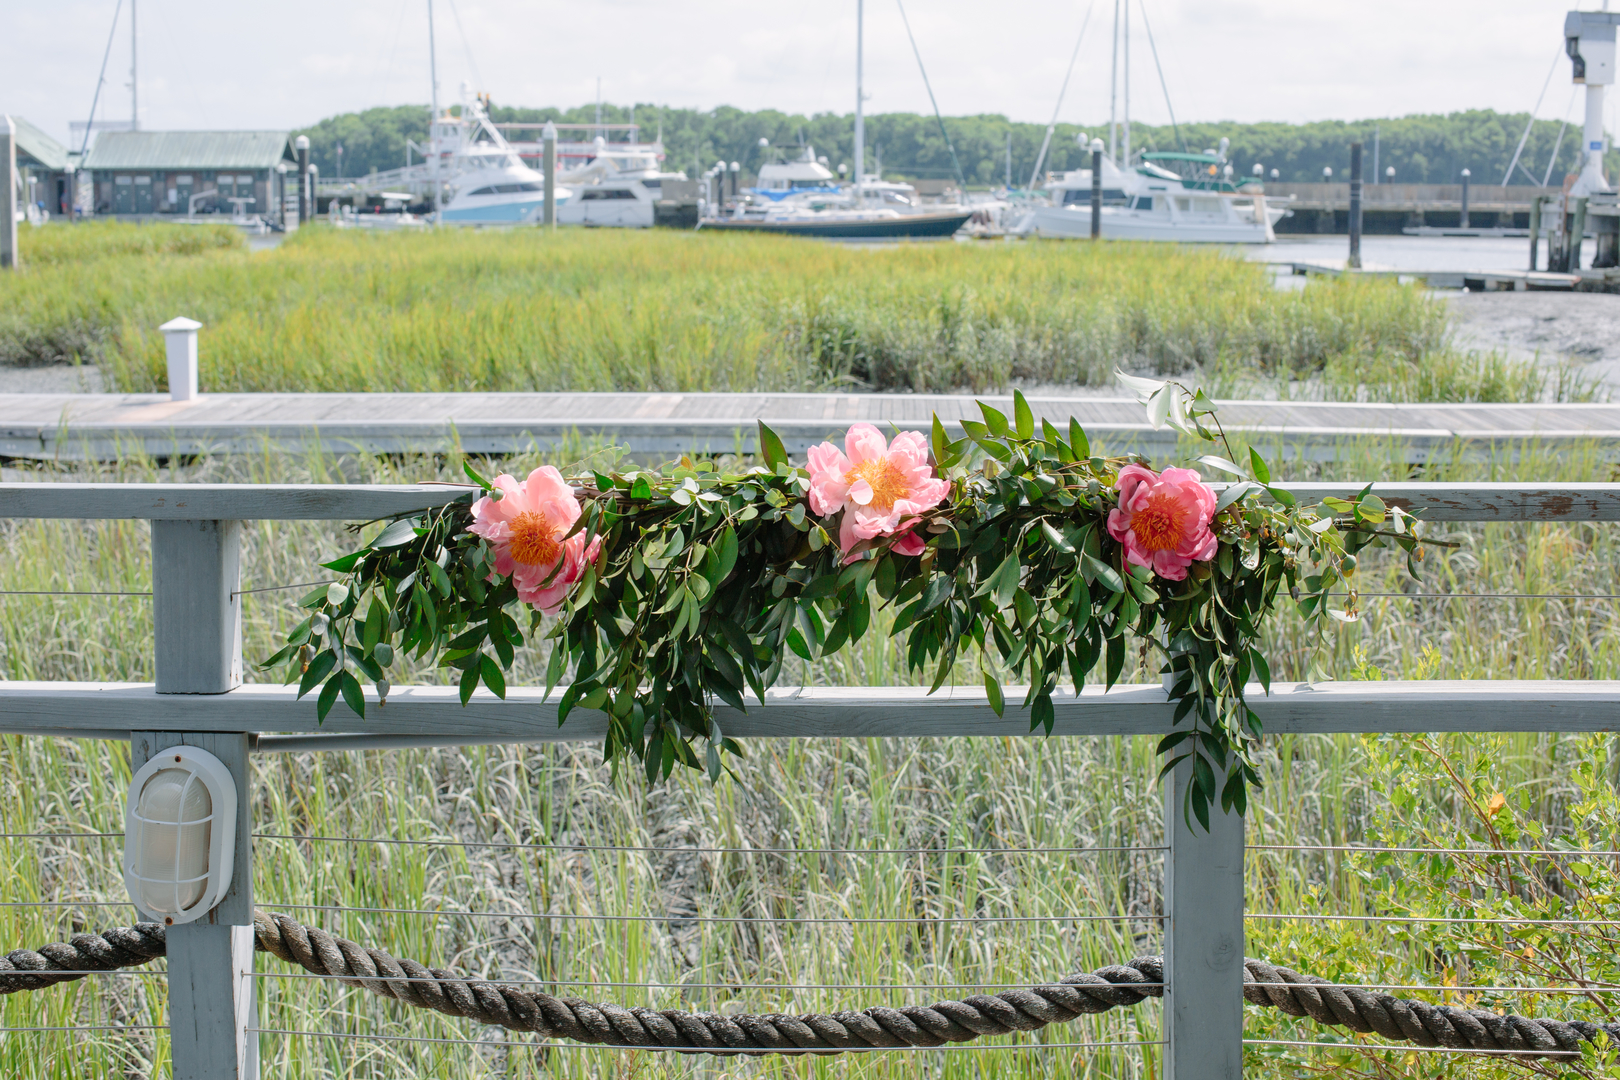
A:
433;94;564;225
1011;149;1287;243
553;134;689;227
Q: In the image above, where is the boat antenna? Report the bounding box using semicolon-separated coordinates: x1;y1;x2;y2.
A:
445;0;485;92
81;0;125;160
1027;0;1094;192
129;0;137;130
1502;41;1564;186
1108;0;1118;161
1121;0;1129;165
895;0;966;189
1137;0;1185;153
427;0;440;224
854;0;865;202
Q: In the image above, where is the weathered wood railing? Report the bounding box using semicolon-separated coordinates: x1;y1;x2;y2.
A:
3;480;1620;1080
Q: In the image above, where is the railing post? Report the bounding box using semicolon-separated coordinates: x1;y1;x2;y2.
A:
1163;755;1245;1080
138;518;256;1080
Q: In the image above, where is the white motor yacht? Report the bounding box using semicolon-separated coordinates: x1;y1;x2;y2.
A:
555;135;689;228
1013;150;1288;243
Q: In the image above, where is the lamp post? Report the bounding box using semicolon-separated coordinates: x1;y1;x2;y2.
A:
542;121;557;228
1460;168;1471;230
294;135;310;226
1348;142;1363;270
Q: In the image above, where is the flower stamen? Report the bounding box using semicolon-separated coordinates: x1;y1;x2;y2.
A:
508;510;562;567
844;458;909;513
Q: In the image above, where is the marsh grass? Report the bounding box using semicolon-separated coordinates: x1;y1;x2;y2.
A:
0;224;1565;403
3;436;1618;1077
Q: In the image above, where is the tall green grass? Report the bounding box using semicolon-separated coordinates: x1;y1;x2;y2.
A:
0;223;1566;403
3;437;1617;1078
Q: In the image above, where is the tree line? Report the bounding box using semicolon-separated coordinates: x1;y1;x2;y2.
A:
296;103;1616;190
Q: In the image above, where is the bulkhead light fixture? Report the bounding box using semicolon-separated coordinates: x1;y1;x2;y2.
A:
123;746;236;924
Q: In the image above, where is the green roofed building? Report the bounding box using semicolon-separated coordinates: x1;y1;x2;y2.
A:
82;130;297;220
8;116;74;219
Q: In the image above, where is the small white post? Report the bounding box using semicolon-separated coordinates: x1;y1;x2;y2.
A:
159;317;202;401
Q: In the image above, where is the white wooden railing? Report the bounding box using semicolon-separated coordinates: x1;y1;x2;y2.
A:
3;480;1619;1079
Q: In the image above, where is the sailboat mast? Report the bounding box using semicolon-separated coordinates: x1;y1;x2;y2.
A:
130;0;137;129
1108;0;1118;161
1122;0;1130;165
854;0;865;202
427;0;440;221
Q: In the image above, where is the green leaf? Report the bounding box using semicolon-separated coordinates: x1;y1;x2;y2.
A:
1081;552;1125;593
931;414;954;465
630;476;654;501
1069;417;1090;459
1030;692;1055;735
1248;446;1272;483
1012;389;1035;440
459;659;481;705
426;560;452;597
371;518;419;549
758;421;790;470
339;672;366;718
543;642;566;699
326;582;350;607
1215;482;1259;514
977;401;1010;437
984;673;1005;717
1105;634;1125;690
317;671;343;722
480;654;507;699
716;525;739;580
1039;520;1075;553
362;599;386;652
1266;485;1296;508
785;627;812;661
462;460;495;491
320;551;365;573
298;649;337;699
1250;647;1272;694
1196;455;1249;479
989;553;1021;609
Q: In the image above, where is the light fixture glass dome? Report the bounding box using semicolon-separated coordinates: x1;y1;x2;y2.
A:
123;746;237;924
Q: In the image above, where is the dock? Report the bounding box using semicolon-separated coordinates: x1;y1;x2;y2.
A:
5;392;1620;464
1272;261;1620;292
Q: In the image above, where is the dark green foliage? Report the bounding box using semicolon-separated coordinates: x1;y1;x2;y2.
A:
294;102;1617;188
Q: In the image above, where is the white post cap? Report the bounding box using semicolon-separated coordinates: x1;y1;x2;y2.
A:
159;317;202;401
1090;138;1105;153
542;121;557;140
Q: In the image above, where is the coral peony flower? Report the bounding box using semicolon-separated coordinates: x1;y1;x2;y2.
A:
469;466;599;612
806;424;952;558
1106;464;1218;581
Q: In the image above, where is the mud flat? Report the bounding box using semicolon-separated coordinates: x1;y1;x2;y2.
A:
1446;290;1620;394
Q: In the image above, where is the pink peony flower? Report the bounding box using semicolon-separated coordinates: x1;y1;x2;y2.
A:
806;424;952;558
1106;464;1218;581
468;466;600;613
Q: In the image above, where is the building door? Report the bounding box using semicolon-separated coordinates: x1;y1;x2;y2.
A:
133;175;155;213
113;175;135;214
175;175;193;214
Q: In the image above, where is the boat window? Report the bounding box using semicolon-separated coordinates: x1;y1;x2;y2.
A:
1193;197;1223;213
1132;196;1154;211
640;178;661;190
1062;189;1088;205
469;186;496;196
1174;197;1191;213
579;188;640;201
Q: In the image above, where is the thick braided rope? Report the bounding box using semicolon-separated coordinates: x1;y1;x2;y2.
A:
4;911;1616;1058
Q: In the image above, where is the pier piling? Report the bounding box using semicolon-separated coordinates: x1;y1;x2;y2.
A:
1348;142;1363;269
1090;138;1103;239
1;116;17;270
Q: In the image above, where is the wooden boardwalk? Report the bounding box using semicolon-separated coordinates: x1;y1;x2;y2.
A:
5;391;1620;462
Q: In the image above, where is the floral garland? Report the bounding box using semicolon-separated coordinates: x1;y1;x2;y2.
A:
263;380;1426;826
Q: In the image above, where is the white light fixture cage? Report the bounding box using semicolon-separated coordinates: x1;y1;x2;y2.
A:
123;746;236;924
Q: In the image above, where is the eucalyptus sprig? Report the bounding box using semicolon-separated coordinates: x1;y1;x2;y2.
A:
263;387;1425;829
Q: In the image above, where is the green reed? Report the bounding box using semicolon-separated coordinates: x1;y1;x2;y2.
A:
0;223;1565;404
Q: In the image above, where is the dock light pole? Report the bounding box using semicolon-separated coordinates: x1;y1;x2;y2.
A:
1386;165;1395;183
1348;142;1363;269
295;135;310;227
1;116;17;270
542;121;557;228
1460;169;1471;229
1090;137;1104;239
729;161;740;206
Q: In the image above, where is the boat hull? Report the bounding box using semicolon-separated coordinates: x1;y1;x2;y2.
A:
700;211;972;239
1017;205;1272;243
440;197;555;224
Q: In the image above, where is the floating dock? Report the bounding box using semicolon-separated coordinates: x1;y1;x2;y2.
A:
5;392;1620;463
1272;261;1613;292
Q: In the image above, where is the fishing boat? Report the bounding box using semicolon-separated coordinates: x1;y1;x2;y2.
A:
1012;148;1286;243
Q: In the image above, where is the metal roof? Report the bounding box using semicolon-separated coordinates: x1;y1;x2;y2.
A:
8;116;69;171
84;130;295;171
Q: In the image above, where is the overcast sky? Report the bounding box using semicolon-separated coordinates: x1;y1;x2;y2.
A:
5;0;1605;145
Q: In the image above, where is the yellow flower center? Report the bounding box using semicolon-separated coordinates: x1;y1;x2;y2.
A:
508;510;562;566
845;457;909;513
1131;494;1188;552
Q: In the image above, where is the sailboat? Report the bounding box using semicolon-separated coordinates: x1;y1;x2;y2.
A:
700;0;972;239
1010;0;1284;243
